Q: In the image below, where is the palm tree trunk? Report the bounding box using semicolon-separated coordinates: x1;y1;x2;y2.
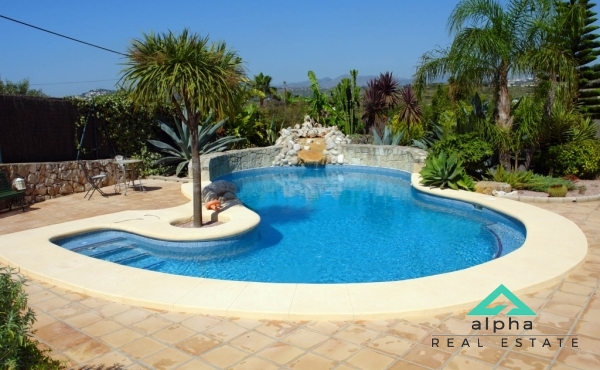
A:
545;73;557;121
190;125;203;228
495;65;513;170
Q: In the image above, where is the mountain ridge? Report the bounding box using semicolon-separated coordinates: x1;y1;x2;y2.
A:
278;74;412;89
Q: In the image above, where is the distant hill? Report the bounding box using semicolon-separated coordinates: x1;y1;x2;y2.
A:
280;74;412;89
78;89;115;99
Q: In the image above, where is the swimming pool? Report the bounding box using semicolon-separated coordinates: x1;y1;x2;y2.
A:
54;166;526;283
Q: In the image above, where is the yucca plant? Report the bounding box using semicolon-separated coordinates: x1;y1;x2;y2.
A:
420;151;474;191
372;125;404;145
148;113;244;176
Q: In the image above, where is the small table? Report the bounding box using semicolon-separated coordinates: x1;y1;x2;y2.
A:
113;159;145;195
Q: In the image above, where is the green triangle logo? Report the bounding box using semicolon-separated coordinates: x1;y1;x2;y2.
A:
467;284;537;316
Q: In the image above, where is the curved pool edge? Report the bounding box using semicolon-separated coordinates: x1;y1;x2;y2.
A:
0;170;588;320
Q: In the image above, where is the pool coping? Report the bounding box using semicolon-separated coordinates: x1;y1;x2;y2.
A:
0;170;588;320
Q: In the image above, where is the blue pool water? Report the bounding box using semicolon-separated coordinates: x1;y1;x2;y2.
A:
54;166;526;283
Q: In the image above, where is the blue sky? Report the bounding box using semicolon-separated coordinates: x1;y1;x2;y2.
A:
1;1;457;97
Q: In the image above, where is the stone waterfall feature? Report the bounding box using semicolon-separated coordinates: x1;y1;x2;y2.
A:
272;116;352;166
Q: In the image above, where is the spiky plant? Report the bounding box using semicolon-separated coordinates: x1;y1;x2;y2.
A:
372;125;404;145
398;85;423;128
148;113;244;176
361;72;400;135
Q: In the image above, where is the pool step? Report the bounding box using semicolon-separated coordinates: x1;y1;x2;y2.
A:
69;237;127;252
114;252;151;265
87;244;137;259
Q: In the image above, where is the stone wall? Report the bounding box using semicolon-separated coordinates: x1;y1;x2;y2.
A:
201;147;282;180
201;145;427;180
341;145;427;173
0;160;116;206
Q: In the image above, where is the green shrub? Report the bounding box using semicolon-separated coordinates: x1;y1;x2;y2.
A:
547;139;600;179
488;166;534;189
0;267;64;370
428;133;493;177
526;174;575;192
420;152;475;191
547;184;568;197
487;166;575;191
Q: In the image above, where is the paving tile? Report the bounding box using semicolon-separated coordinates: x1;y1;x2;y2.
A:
555;347;600;370
573;320;600;338
389;321;431;341
121;337;167;359
132;316;173;335
98;302;133;317
80;350;134;367
257;342;304;366
499;351;552;369
442;355;494;370
199;344;248;368
388;360;430;369
153;324;195;345
64;311;104;328
173;359;216;370
346;348;395;370
80;319;122;337
287;352;337;370
202;320;247;342
230;330;275;353
402;344;452;369
61;338;111;363
47;330;93;351
334;324;379;345
141;347;193;370
35;321;76;341
229;317;264;330
227;356;280;370
580;307;600;324
180;315;222;332
367;334;413;357
175;334;221;356
459;344;506;365
79;297;110;309
113;308;153;326
31;311;58;330
255;320;299;339
304;321;347;335
32;296;70;312
281;328;328;349
313;338;360;362
48;302;90;320
100;327;145;347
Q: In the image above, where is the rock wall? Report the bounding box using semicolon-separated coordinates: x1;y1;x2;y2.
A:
341;145;427;173
0;160;116;205
201;147;282;181
272;116;352;165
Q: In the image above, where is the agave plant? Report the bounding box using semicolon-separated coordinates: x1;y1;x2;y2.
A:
148;113;244;176
372;125;404;145
420;151;474;191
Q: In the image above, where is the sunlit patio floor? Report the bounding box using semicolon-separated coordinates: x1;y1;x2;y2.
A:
1;181;599;369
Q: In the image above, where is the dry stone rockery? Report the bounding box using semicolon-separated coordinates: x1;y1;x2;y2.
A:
272;116;352;166
0;160;116;205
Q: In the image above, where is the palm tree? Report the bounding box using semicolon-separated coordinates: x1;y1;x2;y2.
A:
252;72;277;107
414;0;554;167
120;29;246;227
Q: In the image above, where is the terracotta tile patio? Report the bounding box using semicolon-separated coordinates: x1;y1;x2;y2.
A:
1;181;599;369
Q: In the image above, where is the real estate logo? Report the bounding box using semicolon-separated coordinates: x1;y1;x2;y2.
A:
467;284;536;316
431;284;578;349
